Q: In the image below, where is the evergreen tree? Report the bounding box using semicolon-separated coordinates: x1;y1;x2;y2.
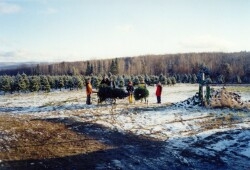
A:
134;87;149;100
138;75;144;83
22;73;29;92
160;75;167;85
85;61;93;76
197;63;210;84
133;76;140;86
63;75;68;89
110;59;119;75
167;78;172;85
170;77;177;85
150;75;159;84
191;74;197;84
47;76;56;89
91;76;99;88
29;76;40;92
221;63;232;83
10;76;15;93
14;73;27;92
108;72;113;78
176;74;181;83
188;74;192;83
0;75;11;94
67;76;74;90
40;75;50;92
73;76;83;90
144;74;151;85
58;76;64;91
217;75;225;84
236;75;242;84
117;75;124;88
182;74;189;83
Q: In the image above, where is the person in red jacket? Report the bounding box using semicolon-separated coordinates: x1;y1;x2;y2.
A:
155;82;162;104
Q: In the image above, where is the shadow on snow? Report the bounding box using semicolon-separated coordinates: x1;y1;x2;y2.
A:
2;117;250;170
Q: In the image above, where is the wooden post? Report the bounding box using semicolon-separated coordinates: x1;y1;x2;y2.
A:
198;73;205;105
206;84;211;104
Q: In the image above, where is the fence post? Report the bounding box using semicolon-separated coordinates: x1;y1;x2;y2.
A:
198;73;205;106
206;84;211;104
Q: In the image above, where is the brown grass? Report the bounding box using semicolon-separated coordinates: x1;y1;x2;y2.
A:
0;114;112;161
196;114;239;131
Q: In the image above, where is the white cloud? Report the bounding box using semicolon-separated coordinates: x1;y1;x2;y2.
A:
40;7;58;15
0;49;31;62
115;24;134;33
0;2;21;14
0;48;85;63
178;35;234;52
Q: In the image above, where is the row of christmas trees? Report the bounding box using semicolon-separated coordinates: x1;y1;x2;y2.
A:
0;73;184;94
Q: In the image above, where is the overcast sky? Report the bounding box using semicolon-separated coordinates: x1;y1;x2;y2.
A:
0;0;249;62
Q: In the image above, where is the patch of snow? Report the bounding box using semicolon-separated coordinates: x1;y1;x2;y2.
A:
241;147;250;158
1;84;250;169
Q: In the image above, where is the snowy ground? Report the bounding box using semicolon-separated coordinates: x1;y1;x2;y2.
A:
0;84;250;169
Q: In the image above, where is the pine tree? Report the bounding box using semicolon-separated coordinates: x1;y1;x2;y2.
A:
115;58;119;75
144;74;151;85
21;73;29;92
117;75;124;88
29;76;40;92
91;76;99;88
110;59;119;75
160;75;167;85
221;63;232;83
86;61;93;76
171;77;177;85
167;78;172;85
191;74;197;84
73;76;83;90
40;75;50;92
134;87;149;100
236;75;242;84
58;76;64;91
67;76;74;90
15;73;27;92
10;76;15;93
217;75;225;84
47;76;56;89
133;76;140;86
0;75;11;94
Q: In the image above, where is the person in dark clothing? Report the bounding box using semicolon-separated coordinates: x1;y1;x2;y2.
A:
110;78;116;88
126;81;134;104
100;76;111;86
155;82;162;104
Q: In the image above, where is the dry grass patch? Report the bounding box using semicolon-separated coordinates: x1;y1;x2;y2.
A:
0;114;112;161
196;114;239;131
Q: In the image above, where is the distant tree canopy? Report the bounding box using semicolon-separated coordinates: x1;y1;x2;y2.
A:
0;52;250;83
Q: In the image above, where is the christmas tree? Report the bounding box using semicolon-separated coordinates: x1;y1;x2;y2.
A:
134;87;149;100
97;86;127;103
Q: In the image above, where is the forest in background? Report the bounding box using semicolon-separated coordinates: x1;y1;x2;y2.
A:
0;52;250;84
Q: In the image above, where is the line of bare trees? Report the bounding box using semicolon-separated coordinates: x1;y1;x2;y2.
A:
0;52;249;83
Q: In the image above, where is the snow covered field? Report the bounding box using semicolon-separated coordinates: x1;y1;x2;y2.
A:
0;84;250;169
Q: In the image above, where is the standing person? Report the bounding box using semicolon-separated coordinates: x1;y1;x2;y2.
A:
156;82;162;104
126;81;134;104
86;79;93;105
100;76;110;86
110;78;116;88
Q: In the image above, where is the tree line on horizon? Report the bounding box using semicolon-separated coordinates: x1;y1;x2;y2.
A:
0;52;249;84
